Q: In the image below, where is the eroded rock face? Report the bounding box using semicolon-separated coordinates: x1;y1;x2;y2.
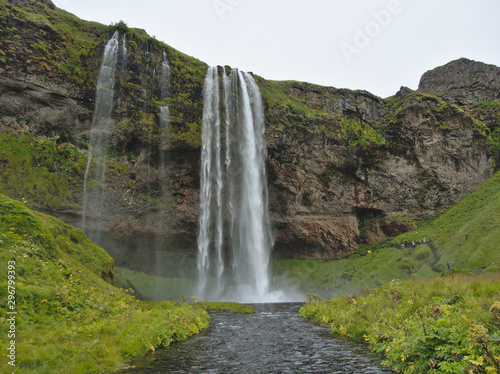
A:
265;83;494;257
0;77;92;138
1;65;496;263
418;58;500;105
0;3;498;265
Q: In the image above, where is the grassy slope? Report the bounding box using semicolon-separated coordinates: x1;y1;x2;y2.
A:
0;194;209;373
275;170;500;296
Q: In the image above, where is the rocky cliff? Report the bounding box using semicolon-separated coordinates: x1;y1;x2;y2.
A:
0;0;498;275
419;58;500;105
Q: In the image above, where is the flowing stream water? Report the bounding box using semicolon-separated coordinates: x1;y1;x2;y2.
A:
117;303;391;373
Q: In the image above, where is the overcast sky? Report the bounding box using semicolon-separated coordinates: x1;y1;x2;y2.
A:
55;0;500;98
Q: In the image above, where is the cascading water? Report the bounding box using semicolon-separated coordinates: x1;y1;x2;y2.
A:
160;50;170;98
82;31;120;237
153;50;172;298
197;66;281;302
121;34;128;73
159;50;171;149
229;69;273;299
197;66;224;299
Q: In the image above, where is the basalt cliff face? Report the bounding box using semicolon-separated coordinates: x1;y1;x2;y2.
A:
0;0;498;273
418;58;500;106
264;81;495;257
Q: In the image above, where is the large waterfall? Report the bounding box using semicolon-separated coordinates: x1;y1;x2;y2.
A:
197;66;280;302
82;31;121;238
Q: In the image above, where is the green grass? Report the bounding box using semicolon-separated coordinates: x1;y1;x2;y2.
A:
300;275;500;373
0;194;209;373
0;0;106;87
275;171;500;296
0;132;86;212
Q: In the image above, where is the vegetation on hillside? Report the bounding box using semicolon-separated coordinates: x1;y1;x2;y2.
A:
0;0;207;153
0;131;136;214
0;131;86;212
0;194;209;373
300;275;500;373
469;100;500;166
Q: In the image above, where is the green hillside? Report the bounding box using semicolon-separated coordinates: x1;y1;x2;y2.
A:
0;194;209;373
275;170;500;296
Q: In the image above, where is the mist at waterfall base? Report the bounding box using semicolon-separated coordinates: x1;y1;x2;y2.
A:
196;67;301;303
80;33;303;303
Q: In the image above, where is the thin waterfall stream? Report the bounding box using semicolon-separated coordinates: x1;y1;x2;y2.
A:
82;30;121;240
154;49;172;296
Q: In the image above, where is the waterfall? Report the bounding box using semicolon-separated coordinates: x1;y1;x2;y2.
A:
231;70;272;298
197;67;278;302
197;66;224;299
161;50;171;98
153;50;172;299
82;31;120;236
158;50;171;183
159;50;171;145
121;34;128;73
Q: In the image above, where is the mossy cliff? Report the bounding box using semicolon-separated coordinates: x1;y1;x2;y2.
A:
1;0;499;271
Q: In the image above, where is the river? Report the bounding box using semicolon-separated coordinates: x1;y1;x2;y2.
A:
118;303;392;373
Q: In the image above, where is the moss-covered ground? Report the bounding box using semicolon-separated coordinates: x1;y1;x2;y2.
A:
0;194;210;373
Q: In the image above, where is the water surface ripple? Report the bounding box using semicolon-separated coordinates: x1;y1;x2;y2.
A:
120;303;392;373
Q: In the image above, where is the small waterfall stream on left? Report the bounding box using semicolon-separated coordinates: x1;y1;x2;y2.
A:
82;31;124;241
153;49;172;297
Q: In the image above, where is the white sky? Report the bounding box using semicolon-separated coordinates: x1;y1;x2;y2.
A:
55;0;500;98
